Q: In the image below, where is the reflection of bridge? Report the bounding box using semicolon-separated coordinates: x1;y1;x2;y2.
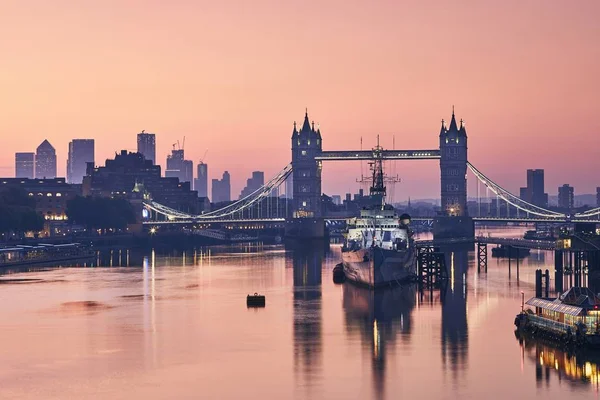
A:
141;110;600;236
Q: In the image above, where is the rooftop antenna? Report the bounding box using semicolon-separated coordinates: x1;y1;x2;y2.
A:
182;136;186;150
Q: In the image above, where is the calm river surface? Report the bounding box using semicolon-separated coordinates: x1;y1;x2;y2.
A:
0;228;598;399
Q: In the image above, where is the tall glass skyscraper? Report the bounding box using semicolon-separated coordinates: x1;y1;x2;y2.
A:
194;162;208;198
137;130;156;165
35;140;57;179
67;139;95;184
15;152;35;179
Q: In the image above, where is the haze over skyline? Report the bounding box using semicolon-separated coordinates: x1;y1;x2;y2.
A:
1;1;599;199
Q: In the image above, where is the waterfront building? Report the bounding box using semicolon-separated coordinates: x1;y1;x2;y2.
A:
165;149;193;184
331;195;341;205
597;187;600;208
83;150;204;214
212;171;231;203
519;169;548;208
0;177;80;236
137;130;156;165
67;139;94;184
558;184;574;210
35;140;57;179
15;152;35;179
194;162;208;198
239;171;264;199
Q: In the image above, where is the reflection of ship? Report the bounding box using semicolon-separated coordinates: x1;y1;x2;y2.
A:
491;245;530;258
341;139;417;287
516;331;600;386
343;284;416;399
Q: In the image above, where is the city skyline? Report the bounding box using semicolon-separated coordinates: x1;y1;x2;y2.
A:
1;2;599;198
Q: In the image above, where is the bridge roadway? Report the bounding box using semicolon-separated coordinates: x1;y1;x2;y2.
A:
315;150;440;161
415;236;557;250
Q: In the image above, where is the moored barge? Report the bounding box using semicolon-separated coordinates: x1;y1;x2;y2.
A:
515;287;600;347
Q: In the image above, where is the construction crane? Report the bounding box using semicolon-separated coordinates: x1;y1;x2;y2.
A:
199;149;208;164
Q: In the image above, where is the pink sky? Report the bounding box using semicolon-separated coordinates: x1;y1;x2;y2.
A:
1;1;599;200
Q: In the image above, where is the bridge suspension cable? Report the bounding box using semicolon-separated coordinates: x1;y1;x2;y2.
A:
467;162;566;218
574;207;600;218
143;164;293;220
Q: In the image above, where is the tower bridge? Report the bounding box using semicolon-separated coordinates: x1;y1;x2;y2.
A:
142;109;600;239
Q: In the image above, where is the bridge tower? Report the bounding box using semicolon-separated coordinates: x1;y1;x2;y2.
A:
286;110;325;238
435;108;474;239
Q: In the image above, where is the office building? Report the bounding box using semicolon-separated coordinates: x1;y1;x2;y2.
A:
558;184;574;210
35;140;57;179
67;139;94;184
15;152;35;179
137;130;156;164
194;162;208;198
165;149;193;184
331;195;341;205
519;169;548;208
82;150;204;214
239;171;264;199
597;187;600;208
212;171;231;203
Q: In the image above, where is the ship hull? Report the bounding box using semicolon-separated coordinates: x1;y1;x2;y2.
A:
342;246;416;288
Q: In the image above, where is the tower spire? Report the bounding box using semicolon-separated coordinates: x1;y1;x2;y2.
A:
301;108;311;132
449;106;458;131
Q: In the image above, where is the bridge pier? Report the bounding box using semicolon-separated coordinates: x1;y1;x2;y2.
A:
433;216;474;240
284;218;325;240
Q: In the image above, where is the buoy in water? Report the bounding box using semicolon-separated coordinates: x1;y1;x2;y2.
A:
247;293;266;307
333;264;346;284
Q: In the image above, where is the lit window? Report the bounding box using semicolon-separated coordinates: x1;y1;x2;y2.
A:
302;201;307;207
307;140;311;145
56;193;62;197
47;193;52;197
37;193;43;196
317;139;320;145
301;150;307;156
28;193;33;196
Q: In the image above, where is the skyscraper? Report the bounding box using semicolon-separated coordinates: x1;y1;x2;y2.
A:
558;184;574;209
137;130;156;164
519;169;548;208
212;171;231;203
239;171;264;199
165;149;193;184
67;139;95;184
15;152;35;179
35;140;57;179
194;162;208;198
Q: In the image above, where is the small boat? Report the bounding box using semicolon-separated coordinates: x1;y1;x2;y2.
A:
491;245;530;258
514;287;600;348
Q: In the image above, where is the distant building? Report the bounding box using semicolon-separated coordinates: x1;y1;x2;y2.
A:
331;195;341;205
165;149;193;184
35;140;57;179
558;184;574;210
137;130;156;165
519;169;548;208
597;187;600;208
0;178;80;236
83;150;203;214
239;171;264;199
67;139;94;184
15;152;35;179
212;171;231;203
194;162;208;198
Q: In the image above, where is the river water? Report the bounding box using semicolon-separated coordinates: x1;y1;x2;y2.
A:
0;228;598;399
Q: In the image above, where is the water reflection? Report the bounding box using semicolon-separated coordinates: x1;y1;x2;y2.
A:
517;332;600;388
343;283;416;399
291;242;324;388
441;249;469;380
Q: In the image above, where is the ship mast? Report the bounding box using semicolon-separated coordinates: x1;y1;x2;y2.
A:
357;135;400;209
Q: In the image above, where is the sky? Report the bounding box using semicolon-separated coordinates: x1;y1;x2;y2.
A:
1;1;599;201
